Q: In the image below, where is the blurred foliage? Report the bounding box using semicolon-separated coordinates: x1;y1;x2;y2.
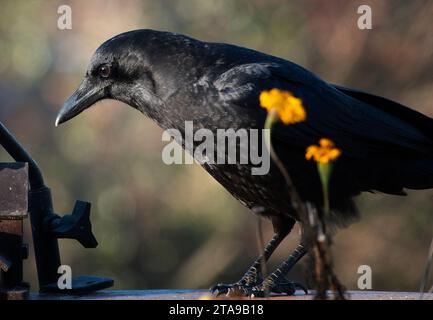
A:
1;0;433;292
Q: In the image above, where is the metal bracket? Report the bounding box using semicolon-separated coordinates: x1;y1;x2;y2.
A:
0;121;113;296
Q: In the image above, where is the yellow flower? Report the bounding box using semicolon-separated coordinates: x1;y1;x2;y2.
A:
260;88;306;125
306;138;341;164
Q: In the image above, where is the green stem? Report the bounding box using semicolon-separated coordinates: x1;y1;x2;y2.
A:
264;109;278;151
322;176;330;216
317;162;332;216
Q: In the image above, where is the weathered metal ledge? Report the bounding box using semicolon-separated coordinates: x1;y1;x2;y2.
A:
30;289;433;300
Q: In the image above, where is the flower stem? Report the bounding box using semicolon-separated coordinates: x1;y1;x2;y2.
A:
317;163;332;215
264;109;278;151
323;178;330;216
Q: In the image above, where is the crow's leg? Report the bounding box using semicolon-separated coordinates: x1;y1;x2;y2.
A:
248;243;308;297
210;230;288;295
211;215;295;295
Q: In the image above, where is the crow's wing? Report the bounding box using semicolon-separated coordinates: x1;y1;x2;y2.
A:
214;62;433;159
332;84;433;140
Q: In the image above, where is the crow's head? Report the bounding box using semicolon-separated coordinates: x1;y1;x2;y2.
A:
56;29;201;126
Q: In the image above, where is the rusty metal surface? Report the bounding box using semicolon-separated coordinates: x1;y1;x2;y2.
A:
30;289;433;300
0;163;28;218
0;219;28;300
0;163;29;299
0;210;29;299
0;253;12;272
0;287;29;300
0;219;22;235
0;218;24;284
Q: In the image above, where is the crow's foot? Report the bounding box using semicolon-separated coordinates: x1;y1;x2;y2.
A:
210;282;255;296
248;279;308;297
210;279;307;297
211;264;262;296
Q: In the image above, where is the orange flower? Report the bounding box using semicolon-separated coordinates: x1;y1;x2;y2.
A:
260;89;306;125
306;138;341;164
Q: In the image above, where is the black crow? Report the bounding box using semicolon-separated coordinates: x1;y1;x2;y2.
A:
56;29;433;296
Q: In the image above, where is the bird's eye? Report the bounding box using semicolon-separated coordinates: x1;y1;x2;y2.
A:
98;65;111;78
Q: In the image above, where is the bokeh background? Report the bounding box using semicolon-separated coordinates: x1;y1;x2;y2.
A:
1;0;433;292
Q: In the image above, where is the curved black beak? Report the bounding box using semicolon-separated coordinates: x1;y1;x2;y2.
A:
55;80;106;126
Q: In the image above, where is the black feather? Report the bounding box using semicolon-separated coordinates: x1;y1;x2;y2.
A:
58;29;433;229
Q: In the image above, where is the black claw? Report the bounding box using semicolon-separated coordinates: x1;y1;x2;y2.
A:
273;280;308;296
294;282;309;295
250;280;308;297
211;280;308;298
210;283;230;295
210;283;250;297
250;288;267;298
270;283;295;295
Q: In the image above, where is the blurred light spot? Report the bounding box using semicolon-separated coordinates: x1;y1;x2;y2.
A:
97;185;137;220
0;39;11;74
11;30;51;81
143;238;179;274
58;124;98;163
